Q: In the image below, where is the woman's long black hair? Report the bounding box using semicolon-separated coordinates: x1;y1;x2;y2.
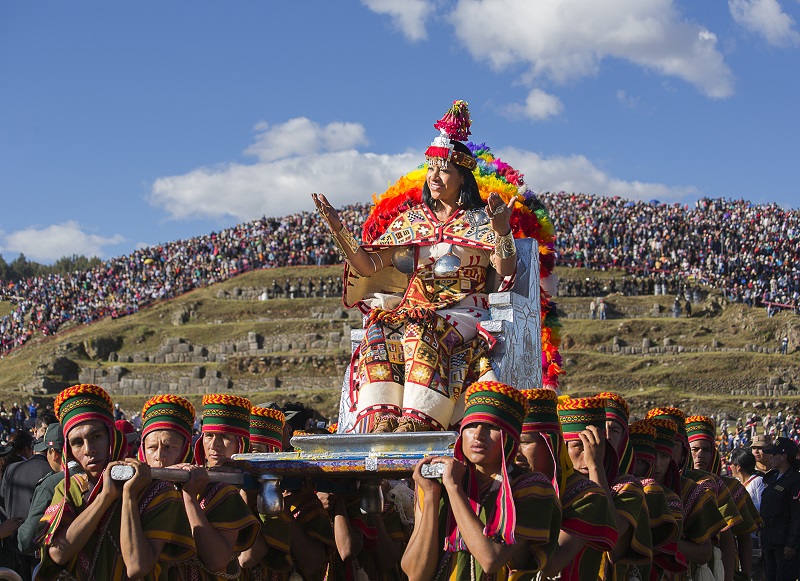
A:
422;141;484;212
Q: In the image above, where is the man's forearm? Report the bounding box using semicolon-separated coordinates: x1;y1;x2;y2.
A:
120;494;160;578
48;495;115;565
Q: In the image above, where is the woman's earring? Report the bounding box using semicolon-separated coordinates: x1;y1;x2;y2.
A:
458;188;465;207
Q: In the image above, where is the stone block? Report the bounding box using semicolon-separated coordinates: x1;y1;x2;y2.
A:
236;341;250;353
329;332;342;342
642;338;651;349
174;343;192;354
166;337;183;345
192;366;205;379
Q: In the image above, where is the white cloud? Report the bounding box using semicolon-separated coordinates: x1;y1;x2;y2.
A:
616;89;640;109
149;116;698;224
505;88;564;121
443;0;733;99
497;147;697;202
244;118;368;162
729;0;800;46
0;221;125;263
361;0;430;41
149;118;417;221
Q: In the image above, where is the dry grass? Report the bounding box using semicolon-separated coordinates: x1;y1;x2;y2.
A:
1;265;798;421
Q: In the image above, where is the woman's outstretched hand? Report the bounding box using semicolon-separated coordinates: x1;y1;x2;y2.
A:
487;192;517;236
312;193;342;233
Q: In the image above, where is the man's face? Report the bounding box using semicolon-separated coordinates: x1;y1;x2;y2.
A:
67;420;110;481
751;446;771;465
46;448;63;473
689;439;715;471
605;419;625;452
567;440;588;476
516;431;555;478
143;430;185;468
461;422;504;471
653;450;672;483
202;432;239;467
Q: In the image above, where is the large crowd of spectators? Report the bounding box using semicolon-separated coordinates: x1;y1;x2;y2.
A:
1;195;797;354
543;194;799;310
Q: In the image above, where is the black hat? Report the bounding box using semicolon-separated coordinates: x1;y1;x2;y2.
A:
763;436;799;459
33;423;64;453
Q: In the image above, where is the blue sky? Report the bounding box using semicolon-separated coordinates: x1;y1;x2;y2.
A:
1;0;798;263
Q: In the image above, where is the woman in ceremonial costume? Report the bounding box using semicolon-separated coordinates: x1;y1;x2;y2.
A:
169;394;260;581
402;381;558;580
514;389;618;580
595;392;654;581
685;415;761;581
37;385;194;581
629;419;685;581
645;411;727;581
312;100;561;433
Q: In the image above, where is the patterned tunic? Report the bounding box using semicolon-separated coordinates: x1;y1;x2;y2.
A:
601;475;653;581
240;512;292;581
674;476;727;581
640;479;684;580
37;475;195;581
344;204;513;431
435;471;560;580
171;483;260;581
558;472;619;581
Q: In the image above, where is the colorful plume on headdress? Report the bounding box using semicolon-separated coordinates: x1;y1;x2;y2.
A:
425;100;476;170
360;134;562;389
434;99;472;141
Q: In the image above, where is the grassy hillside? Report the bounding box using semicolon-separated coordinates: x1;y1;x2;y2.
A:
1;265;798;421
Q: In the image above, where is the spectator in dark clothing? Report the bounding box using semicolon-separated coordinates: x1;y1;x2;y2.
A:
17;424;66;561
759;437;800;581
0;425;54;577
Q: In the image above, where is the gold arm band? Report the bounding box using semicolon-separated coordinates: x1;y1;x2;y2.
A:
333;227;360;256
494;231;516;260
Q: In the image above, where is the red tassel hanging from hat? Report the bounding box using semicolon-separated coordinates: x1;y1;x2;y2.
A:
433;99;472;141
